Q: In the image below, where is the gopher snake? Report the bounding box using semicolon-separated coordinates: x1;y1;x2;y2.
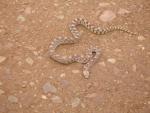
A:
48;18;137;79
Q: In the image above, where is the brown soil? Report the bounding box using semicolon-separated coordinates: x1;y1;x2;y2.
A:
0;0;150;113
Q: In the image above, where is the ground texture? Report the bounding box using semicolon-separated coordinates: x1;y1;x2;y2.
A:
0;0;150;113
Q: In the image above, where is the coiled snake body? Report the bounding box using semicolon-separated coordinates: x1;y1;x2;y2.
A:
48;18;137;78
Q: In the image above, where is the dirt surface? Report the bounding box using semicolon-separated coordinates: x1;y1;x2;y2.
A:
0;0;150;113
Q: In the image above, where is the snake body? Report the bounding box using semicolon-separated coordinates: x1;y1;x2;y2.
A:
49;18;137;78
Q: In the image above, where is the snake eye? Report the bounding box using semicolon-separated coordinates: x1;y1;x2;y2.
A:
92;51;96;56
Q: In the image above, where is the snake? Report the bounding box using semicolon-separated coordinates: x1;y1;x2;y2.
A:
48;18;137;79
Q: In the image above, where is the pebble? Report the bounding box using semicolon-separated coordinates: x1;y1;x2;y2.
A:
72;70;80;74
107;58;116;64
29;81;35;87
137;44;145;50
25;57;34;65
0;56;6;63
0;89;5;95
51;95;62;103
41;95;47;100
83;70;89;79
71;97;81;108
138;35;145;41
79;0;88;3
42;82;57;94
114;79;122;84
98;2;110;7
60;73;66;77
17;15;26;22
85;93;97;98
21;81;28;88
99;10;116;22
56;15;64;20
8;95;18;103
54;3;59;7
118;8;130;15
33;51;38;56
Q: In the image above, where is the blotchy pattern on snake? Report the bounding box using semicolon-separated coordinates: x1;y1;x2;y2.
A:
48;18;137;78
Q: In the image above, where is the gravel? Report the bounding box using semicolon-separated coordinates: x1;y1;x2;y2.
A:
41;95;48;100
42;82;57;94
60;73;66;77
8;95;18;103
71;97;81;108
25;57;34;65
72;70;80;74
51;95;62;103
138;35;145;41
107;58;116;64
17;15;26;22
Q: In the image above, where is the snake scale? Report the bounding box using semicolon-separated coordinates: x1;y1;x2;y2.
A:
48;18;137;79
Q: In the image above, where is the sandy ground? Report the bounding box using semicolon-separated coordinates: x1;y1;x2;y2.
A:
0;0;150;113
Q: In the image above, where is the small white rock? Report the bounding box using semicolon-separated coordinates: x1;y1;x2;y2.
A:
137;44;145;50
25;57;34;65
29;81;35;87
0;89;5;95
51;95;62;103
100;10;116;22
72;70;80;74
138;35;145;41
83;70;89;79
60;73;66;77
107;58;116;64
0;56;6;63
8;95;18;103
71;97;81;108
56;15;64;20
17;15;26;22
41;95;47;100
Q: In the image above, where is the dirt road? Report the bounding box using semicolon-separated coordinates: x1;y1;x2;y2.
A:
0;0;150;113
